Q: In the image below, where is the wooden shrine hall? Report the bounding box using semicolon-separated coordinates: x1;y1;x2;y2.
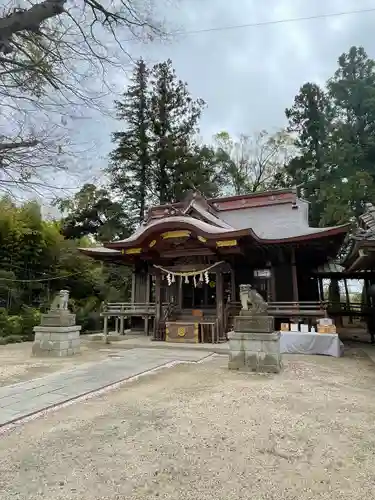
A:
79;189;350;343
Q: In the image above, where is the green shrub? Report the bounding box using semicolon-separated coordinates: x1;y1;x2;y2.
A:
0;307;8;337
6;315;22;336
4;335;23;344
76;310;102;333
20;306;41;341
0;337;7;345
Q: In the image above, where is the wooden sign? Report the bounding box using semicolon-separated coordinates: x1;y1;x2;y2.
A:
124;247;142;255
216;240;237;247
254;269;271;278
162;231;191;239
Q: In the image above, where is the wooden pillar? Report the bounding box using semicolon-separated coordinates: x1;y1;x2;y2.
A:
216;270;224;343
270;267;276;302
145;272;151;335
343;277;352;324
119;316;125;335
203;281;208;306
103;315;109;344
131;270;136;303
230;267;236;302
115;317;119;334
178;276;183;309
291;247;299;302
153;271;162;340
318;278;324;301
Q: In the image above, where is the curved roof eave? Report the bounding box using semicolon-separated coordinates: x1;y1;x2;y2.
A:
78;247;122;258
105;219;351;249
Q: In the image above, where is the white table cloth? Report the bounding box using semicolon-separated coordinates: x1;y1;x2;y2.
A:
280;332;344;357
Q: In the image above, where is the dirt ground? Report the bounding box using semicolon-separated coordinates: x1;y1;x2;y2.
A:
0;340;114;386
1;351;375;500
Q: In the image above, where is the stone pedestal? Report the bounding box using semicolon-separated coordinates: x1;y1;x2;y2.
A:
32;325;81;357
228;311;282;374
32;290;81;357
228;330;282;373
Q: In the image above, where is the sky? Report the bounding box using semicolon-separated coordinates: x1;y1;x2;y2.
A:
43;0;375;209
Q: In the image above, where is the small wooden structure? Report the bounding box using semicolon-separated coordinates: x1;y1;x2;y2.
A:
342;203;375;273
80;189;350;342
340;203;375;342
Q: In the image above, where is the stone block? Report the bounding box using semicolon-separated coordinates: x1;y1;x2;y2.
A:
244;351;258;371
40;312;76;327
49;332;67;341
242;339;262;352
32;325;81;358
33;331;49;342
228;336;243;352
262;339;279;354
52;340;70;350
228;320;282;374
67;330;80;340
235;314;274;333
228;350;245;370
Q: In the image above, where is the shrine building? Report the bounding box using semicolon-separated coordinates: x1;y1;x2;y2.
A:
79;189;350;343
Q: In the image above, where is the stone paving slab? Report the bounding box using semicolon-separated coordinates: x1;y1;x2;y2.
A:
0;348;213;427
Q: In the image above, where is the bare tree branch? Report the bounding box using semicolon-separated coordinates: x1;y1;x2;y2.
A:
0;0;65;54
214;129;296;195
0;0;169;198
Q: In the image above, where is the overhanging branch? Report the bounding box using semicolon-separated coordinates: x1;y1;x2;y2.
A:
0;139;38;151
0;0;66;54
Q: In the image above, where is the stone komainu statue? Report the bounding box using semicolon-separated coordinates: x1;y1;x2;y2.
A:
50;290;70;311
239;284;268;315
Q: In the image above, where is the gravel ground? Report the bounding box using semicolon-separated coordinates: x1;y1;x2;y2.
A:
0;340;112;386
1;351;375;500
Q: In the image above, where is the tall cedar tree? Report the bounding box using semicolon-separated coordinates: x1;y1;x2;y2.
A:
325;46;375;220
149;59;205;203
284;46;375;226
109;59;151;225
285;83;333;226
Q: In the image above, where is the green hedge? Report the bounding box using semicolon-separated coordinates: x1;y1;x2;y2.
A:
0;306;41;345
0;302;103;346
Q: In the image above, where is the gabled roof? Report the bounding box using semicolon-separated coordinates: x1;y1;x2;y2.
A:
341;203;375;271
359;202;375;233
312;260;344;275
105;190;349;249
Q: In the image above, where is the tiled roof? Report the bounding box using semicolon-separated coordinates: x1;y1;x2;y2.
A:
115;216;236;245
79;247;121;255
349;203;375;241
218;203;346;240
102;190;350;248
313;261;344;274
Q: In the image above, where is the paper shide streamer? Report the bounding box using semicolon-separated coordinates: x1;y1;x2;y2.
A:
154;261;224;287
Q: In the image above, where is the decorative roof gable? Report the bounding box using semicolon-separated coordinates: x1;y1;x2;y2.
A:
144;191;233;230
